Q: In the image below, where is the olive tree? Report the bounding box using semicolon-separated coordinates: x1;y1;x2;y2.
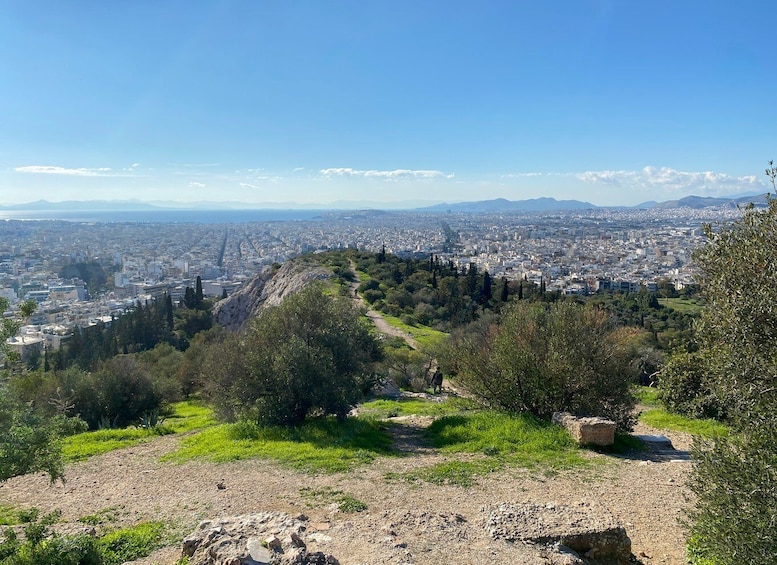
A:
206;284;380;426
455;300;637;429
667;176;777;563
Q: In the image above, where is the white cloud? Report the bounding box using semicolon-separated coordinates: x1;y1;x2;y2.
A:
575;166;764;196
239;182;257;189
188;181;206;188
15;165;114;176
501;172;544;179
320;167;454;180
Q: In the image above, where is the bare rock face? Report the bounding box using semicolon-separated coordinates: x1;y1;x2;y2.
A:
213;260;332;331
182;513;340;565
487;502;632;565
552;412;616;447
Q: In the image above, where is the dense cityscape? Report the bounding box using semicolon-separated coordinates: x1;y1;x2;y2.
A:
0;205;740;359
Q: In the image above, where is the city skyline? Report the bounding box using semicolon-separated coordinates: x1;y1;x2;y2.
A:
2;1;774;206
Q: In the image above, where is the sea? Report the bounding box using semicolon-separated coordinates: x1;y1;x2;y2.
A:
0;209;330;224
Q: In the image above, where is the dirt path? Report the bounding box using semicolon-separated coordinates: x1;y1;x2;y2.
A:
0;420;693;565
0;266;694;564
350;262;421;350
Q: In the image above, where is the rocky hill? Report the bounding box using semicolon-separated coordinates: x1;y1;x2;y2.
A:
213;259;333;331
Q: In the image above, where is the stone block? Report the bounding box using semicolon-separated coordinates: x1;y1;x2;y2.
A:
552;412;615;446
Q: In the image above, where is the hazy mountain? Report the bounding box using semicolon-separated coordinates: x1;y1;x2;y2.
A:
653;194;770;210
1;194;771;213
418;197;596;213
0;199;162;211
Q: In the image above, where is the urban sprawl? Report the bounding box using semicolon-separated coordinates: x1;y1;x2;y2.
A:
0;206;741;358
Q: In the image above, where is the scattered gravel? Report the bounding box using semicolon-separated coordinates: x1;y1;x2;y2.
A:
0;419;693;564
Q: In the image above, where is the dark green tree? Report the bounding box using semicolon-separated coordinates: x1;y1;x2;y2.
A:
206;284;381;426
195;276;204;305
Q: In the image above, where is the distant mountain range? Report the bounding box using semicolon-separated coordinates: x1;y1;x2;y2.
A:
0;194;771;213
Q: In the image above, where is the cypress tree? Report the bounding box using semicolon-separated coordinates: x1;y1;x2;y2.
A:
195;276;204;306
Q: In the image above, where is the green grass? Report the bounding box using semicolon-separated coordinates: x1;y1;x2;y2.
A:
163;416;394;473
299;487;367;513
640;409;728;438
62;401;217;462
659;297;705;316
0;504;24;526
163;401;218;432
634;386;662;408
98;521;167;565
78;506;122;527
384;411;590;487
63;427;164;462
426;412;589;469
359;397;480;419
381;315;449;348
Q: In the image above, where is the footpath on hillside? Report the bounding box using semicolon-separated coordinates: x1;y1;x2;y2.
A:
348;261;420;350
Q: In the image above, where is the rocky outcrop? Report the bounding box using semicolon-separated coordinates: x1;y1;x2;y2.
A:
552;412;616;446
182;512;340;565
487;502;632;565
213;260;332;331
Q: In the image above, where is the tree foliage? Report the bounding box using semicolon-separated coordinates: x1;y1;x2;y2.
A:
0;394;79;483
206;284;380;426
453;301;637;429
667;176;777;563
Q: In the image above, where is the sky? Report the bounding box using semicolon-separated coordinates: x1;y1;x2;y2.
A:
1;1;775;208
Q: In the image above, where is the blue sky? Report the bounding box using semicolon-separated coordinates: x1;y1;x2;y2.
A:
1;1;774;207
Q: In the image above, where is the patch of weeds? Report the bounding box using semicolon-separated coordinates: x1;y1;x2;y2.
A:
0;509;103;565
640;409;727;438
0;509;167;565
164;416;394;473
98;521;166;565
78;506;122;527
389;459;501;487
0;504;24;526
299;487;367;513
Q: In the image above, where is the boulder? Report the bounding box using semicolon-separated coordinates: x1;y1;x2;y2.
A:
182;513;340;565
488;502;632;565
213;260;332;331
552;412;615;446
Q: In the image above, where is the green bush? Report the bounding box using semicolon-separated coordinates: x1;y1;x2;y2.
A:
686;421;777;564
454;301;637;429
74;356;162;429
671;186;777;562
205;284;380;426
0;511;101;565
658;350;727;420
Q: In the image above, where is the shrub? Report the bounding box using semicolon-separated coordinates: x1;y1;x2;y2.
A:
74;356;162;429
205;284;381;426
686;420;777;564
658;350;726;420
454;301;637;429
